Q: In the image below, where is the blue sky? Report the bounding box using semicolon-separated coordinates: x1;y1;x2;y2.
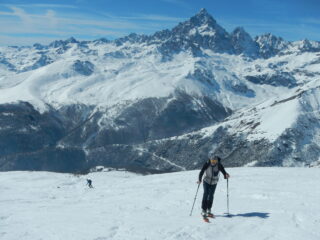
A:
0;0;319;46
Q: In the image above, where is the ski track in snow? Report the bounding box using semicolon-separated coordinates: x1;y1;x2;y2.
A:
0;168;319;240
135;147;186;171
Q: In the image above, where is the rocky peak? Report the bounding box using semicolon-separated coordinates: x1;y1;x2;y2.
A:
92;38;110;45
33;43;46;50
232;27;249;38
155;8;234;54
189;8;217;27
296;39;320;52
65;37;78;44
114;33;149;46
255;33;287;49
231;27;258;56
255;33;289;58
151;29;171;42
172;8;227;36
49;37;79;49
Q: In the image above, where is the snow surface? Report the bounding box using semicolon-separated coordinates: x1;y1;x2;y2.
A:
0;168;319;240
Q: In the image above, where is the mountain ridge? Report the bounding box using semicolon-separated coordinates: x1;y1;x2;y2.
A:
0;9;320;172
3;9;319;59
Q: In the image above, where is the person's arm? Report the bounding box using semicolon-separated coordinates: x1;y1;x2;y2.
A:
218;162;230;179
198;161;209;182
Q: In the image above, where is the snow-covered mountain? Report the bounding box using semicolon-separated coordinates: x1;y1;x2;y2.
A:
0;9;320;172
1;168;320;239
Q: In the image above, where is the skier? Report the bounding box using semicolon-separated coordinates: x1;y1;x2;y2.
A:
197;155;230;220
86;178;93;188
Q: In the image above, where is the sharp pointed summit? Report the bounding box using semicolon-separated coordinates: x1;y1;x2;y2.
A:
196;8;212;18
192;8;215;22
159;9;234;54
188;8;218;28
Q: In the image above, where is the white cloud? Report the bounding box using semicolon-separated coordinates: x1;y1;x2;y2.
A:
119;14;184;22
0;4;191;46
301;18;320;25
0;6;143;37
0;34;58;46
9;6;32;25
0;5;184;44
46;9;57;24
0;3;77;9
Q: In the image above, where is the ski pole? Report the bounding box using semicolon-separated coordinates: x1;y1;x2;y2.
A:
227;178;230;216
190;182;201;216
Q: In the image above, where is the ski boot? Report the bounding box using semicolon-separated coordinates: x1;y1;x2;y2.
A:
202;210;209;222
207;209;215;218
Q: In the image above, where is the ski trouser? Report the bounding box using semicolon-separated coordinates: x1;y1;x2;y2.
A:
201;181;217;211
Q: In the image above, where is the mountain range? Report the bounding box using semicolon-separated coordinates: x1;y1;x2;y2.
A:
1;8;320;173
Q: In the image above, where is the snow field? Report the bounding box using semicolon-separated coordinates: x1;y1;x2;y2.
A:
0;167;319;240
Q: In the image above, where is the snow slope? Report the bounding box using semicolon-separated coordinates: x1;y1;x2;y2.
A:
0;168;319;240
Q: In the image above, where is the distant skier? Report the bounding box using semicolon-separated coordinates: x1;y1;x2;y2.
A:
197;155;230;220
86;178;93;188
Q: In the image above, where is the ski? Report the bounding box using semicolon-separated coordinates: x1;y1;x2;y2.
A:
207;213;215;218
203;217;210;223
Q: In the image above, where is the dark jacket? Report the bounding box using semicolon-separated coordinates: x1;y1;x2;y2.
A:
199;160;227;185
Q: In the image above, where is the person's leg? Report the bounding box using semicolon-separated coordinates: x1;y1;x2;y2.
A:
202;181;209;212
207;184;217;211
